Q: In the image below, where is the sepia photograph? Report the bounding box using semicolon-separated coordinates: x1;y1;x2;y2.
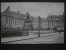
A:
1;2;64;44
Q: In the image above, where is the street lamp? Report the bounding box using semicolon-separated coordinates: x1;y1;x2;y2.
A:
38;16;42;37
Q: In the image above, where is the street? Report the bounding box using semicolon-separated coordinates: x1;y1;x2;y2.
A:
4;32;64;44
1;2;64;44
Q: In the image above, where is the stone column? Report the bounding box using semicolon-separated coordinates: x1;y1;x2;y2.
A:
49;21;51;28
57;20;58;26
61;21;62;27
54;20;56;27
46;21;47;29
53;20;55;28
9;18;11;29
11;18;12;25
48;21;49;29
60;20;61;27
51;20;52;28
57;20;59;26
59;20;60;26
47;21;48;28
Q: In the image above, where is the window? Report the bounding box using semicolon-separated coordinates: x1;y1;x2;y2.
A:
13;20;14;25
15;21;16;25
11;18;12;24
9;18;10;24
3;20;4;24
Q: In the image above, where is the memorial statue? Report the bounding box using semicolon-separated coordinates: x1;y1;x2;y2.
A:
26;12;30;20
22;12;33;36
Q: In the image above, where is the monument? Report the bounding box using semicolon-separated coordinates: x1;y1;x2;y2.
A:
22;12;33;35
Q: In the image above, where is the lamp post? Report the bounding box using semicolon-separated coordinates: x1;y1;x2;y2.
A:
38;16;42;37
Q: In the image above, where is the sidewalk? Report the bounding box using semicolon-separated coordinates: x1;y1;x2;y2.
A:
1;32;63;44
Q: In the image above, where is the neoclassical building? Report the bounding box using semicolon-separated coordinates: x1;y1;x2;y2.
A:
1;6;25;31
1;6;64;32
42;14;64;29
1;6;38;31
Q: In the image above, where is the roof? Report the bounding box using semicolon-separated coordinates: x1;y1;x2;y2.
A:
46;15;64;20
1;10;38;21
1;9;64;22
1;10;26;19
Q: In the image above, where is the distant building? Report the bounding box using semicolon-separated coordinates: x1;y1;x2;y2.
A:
42;14;64;29
1;6;25;31
1;6;38;31
1;6;64;31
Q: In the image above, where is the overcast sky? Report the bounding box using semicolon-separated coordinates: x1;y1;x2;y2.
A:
1;2;64;18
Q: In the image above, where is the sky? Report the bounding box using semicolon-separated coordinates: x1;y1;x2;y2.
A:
1;2;64;18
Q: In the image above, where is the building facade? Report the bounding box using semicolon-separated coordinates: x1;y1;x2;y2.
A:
42;14;64;28
1;6;25;31
1;6;64;32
